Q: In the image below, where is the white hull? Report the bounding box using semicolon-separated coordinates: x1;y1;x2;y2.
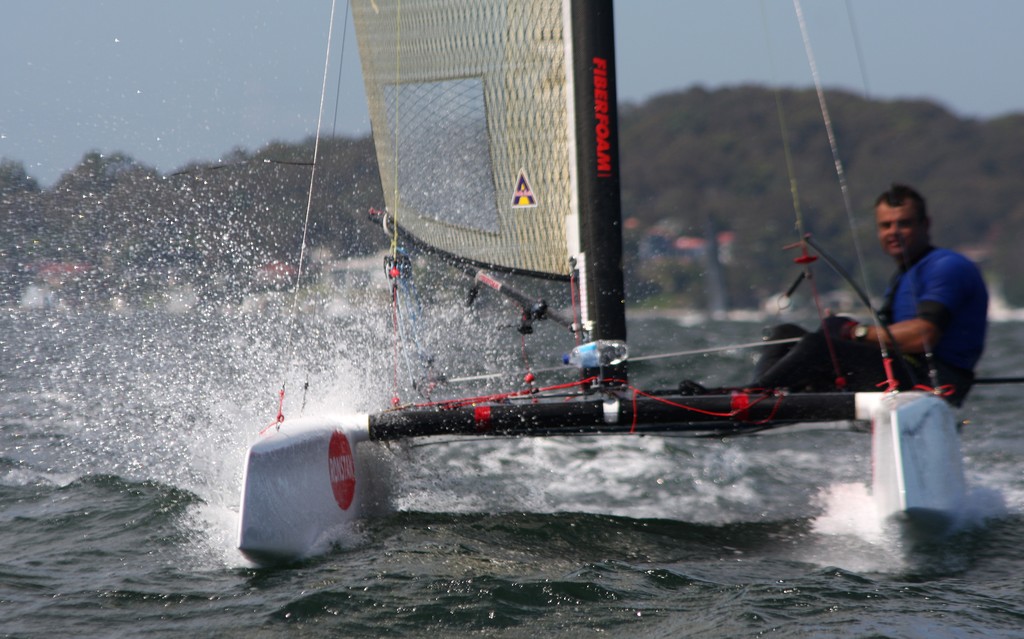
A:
871;391;967;533
237;414;374;565
236;391;967;564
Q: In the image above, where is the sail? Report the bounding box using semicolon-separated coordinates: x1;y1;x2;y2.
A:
352;0;578;278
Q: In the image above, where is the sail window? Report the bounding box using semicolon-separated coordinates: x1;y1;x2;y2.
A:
383;78;500;233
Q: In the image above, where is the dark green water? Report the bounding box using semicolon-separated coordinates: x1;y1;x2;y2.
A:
2;306;1022;637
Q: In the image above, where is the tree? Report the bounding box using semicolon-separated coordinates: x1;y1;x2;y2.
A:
0;159;40;194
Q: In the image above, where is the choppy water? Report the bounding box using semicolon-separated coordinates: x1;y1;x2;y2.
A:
2;302;1023;638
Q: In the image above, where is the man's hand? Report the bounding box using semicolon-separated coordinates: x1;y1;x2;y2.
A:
821;315;858;340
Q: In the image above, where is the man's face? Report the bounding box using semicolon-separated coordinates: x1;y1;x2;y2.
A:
876;201;930;265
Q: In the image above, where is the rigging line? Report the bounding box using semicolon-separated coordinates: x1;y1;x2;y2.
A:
330;0;352;137
758;0;844;381
759;0;806;238
444;337;804;384
762;1;846;383
791;0;875;325
396;277;435;387
843;0;871;99
271;0;339;419
398;276;426;354
893;236;940;388
288;0;338;322
264;159;316;167
802;235;898;345
389;1;402;259
630;337;802;362
387;1;404;404
803;234;918;386
790;0;911;390
975;376;1024;385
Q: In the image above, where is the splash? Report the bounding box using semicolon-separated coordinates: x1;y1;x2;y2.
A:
801;482;910;572
804;479;1011;574
811;482;885;540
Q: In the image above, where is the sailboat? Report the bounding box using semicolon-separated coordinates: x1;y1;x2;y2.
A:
237;0;967;565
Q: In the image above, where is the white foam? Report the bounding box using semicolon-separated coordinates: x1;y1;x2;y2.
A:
802;482;911;572
811;482;885;540
803;478;1014;574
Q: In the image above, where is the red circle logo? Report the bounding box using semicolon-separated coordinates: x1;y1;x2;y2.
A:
328;431;356;510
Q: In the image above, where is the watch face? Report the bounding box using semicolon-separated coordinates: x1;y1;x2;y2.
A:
854;325;869;340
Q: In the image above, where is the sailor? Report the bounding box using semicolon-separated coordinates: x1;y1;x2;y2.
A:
750;184;988;406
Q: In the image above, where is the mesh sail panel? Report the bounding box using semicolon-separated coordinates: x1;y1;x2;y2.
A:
352;0;574;278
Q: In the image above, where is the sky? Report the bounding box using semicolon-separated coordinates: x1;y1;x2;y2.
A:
3;0;1022;187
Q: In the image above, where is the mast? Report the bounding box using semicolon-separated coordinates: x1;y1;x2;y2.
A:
569;0;627;378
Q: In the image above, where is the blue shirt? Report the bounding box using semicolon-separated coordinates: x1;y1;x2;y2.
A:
885;247;988;371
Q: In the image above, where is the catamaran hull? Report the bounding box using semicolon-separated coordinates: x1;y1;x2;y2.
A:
236;391;967;563
871;391;966;534
237;415;373;565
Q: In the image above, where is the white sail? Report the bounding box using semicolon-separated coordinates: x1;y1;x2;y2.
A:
352;0;577;278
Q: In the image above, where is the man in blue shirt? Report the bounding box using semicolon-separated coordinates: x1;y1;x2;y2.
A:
752;184;988;405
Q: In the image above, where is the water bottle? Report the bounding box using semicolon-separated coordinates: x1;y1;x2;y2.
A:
563;340;629;368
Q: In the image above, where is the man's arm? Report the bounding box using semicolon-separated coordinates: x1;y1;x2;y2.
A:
859;298;949;353
860;317;942;354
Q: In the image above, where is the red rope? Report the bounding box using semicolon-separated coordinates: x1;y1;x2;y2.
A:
876;358;955;398
878;357;900;393
626;386;784;432
387;374;785;436
259;388;287;435
787;237;848;389
912;383;956;398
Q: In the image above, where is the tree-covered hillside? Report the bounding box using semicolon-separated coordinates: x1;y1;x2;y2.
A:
3;86;1023;308
619;86;1024;309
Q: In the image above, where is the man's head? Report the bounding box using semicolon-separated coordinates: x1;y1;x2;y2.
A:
875;184;931;266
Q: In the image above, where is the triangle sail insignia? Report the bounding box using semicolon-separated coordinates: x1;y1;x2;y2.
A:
511;169;538;208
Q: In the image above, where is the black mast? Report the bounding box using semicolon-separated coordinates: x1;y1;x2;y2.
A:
570;0;627;381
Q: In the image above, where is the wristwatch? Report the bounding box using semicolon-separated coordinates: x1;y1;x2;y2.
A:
853;324;869;341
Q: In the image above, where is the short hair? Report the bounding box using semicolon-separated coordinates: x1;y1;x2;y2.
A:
875;183;928;220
